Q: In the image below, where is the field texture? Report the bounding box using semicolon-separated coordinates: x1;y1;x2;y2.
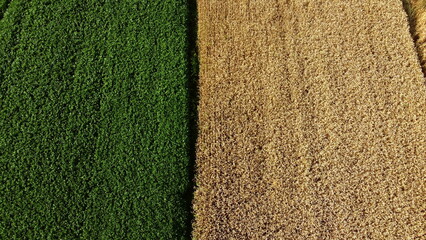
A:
1;0;193;239
194;0;426;239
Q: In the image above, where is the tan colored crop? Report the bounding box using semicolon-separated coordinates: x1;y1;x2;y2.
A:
194;0;426;239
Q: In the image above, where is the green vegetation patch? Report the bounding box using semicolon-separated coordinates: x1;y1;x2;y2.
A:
0;0;194;239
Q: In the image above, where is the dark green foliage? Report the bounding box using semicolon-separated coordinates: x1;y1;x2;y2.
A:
0;0;9;20
0;0;193;239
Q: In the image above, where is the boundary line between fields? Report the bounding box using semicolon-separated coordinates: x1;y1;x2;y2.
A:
184;0;199;238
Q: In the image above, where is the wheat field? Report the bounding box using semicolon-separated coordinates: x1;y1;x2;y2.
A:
194;0;426;239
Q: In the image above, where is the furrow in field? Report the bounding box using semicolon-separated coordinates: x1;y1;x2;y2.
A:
405;0;426;76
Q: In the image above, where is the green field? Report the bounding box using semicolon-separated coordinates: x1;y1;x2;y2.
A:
0;0;195;239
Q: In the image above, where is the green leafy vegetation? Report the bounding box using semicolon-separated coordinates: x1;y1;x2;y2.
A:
0;0;194;238
0;0;11;19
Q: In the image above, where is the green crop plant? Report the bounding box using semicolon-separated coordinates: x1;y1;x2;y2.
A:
0;0;196;239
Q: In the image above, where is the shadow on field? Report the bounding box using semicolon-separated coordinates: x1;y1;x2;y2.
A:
402;0;416;34
183;0;199;238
